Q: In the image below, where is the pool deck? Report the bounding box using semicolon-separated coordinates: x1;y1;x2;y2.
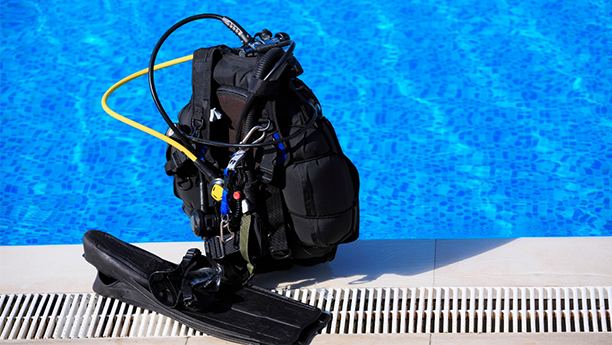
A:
2;236;612;344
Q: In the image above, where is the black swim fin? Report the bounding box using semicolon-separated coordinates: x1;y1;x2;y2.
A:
82;230;329;345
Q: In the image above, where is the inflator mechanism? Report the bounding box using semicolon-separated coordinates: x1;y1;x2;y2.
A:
240;30;291;56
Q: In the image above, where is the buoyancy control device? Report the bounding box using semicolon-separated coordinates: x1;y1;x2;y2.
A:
104;14;360;284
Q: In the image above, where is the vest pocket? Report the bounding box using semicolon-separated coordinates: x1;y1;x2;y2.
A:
282;152;358;247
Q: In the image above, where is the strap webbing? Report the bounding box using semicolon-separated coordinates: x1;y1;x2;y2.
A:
238;215;254;274
179;248;201;308
204;234;240;260
191;48;219;141
265;184;291;260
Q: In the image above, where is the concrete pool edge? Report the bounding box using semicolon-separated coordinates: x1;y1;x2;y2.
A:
1;237;611;294
2;237;611;344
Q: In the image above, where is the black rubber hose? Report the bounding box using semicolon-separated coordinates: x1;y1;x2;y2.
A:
254;47;285;79
239;47;285;142
241;48;285;196
149;14;252;155
148;14;252;181
149;14;222;155
150;18;316;149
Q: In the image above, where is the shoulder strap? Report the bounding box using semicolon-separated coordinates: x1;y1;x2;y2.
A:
265;183;292;260
191;47;221;141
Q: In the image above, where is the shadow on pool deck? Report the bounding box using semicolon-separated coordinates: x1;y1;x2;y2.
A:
2;236;611;294
254;238;516;289
254;236;612;289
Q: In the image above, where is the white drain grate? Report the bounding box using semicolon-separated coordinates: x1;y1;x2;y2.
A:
282;287;612;334
1;287;610;339
0;293;211;340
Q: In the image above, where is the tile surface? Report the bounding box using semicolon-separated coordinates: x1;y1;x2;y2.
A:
0;242;202;294
255;239;436;289
433;237;612;287
2;237;612;294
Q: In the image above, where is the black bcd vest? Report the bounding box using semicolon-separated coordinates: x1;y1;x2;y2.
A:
164;44;359;282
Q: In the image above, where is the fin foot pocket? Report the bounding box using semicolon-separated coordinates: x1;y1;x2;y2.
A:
96;271;118;286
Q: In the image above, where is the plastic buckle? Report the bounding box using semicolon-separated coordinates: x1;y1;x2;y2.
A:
204;236;225;260
181;248;201;266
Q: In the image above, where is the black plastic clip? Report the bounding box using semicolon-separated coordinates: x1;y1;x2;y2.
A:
204;236;226;260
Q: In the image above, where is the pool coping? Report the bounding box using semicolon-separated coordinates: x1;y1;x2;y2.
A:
2;237;612;344
2;236;611;293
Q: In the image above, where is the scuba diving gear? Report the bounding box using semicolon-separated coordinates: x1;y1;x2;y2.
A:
83;230;330;345
155;15;360;282
100;14;360;284
148;14;305;153
159;15;359;280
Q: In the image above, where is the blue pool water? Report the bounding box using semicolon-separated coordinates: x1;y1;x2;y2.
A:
1;0;611;245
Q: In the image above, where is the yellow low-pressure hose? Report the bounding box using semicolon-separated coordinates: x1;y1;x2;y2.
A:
101;55;196;161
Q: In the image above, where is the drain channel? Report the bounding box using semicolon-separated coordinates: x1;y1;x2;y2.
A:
1;286;610;340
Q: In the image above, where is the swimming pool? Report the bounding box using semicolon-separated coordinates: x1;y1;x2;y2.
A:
1;0;611;245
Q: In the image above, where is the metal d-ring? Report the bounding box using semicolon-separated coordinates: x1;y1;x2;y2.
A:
220;216;234;243
240;120;271;145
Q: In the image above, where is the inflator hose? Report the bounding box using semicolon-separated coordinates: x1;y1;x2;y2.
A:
147;14;254;181
147;15;251;154
150;14;220;156
147;17;314;149
254;47;285;79
242;47;285;140
101;14;320;178
238;47;286;198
